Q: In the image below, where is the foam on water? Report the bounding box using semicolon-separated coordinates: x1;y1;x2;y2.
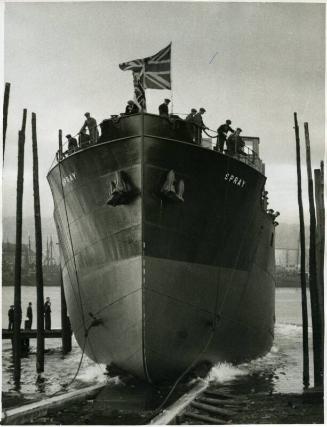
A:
2;288;313;403
276;322;312;336
76;363;107;384
207;362;249;383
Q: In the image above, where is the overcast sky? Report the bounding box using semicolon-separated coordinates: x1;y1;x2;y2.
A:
2;1;325;226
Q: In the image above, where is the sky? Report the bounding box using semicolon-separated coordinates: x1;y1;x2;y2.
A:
2;1;326;226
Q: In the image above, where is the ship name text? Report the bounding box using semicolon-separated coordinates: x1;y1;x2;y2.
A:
224;173;246;188
62;172;76;186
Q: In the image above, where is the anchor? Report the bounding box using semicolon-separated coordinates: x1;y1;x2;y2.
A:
160;169;185;203
106;171;139;206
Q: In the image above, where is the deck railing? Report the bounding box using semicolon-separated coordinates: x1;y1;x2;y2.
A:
51;114;264;174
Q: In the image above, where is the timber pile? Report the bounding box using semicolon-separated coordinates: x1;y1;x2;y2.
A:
174;386;247;425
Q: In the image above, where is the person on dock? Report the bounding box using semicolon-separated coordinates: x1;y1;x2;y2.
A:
125;100;139;115
66;134;78;153
193;108;208;144
159;99;170;117
8;305;14;330
44;297;52;331
185;108;197;122
26;302;33;329
216;119;234;152
80;112;99;144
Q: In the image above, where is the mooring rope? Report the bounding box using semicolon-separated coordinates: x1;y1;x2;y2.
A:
58;161;87;334
149;154;265;420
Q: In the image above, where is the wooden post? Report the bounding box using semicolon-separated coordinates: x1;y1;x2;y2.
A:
32;112;45;373
314;164;324;384
3;82;11;159
304;122;323;387
59;129;63;160
61;270;72;354
294;113;309;388
319;161;325;379
314;167;324;314
13;108;27;385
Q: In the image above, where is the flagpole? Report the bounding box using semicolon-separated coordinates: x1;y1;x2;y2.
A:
142;64;147;112
170;42;173;114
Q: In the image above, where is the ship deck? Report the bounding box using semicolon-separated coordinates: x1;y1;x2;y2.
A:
49;113;265;175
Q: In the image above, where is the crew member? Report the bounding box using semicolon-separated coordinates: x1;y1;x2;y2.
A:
185;108;197;122
44;297;52;331
159;99;170;117
226;128;245;155
216;119;234;152
125;100;139;115
66;134;78;153
79;129;90;148
193;108;208;144
8;305;14;330
80;112;99;144
26;302;33;329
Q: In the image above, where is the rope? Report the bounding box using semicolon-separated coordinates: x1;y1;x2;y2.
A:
57;158;107;381
58;161;87;333
147;155;232;417
149;328;214;419
44;159;107;398
203;128;219;139
45;317;105;398
149;154;264;419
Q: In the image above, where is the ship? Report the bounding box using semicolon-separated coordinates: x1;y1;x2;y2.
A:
47;112;276;383
2;239;60;287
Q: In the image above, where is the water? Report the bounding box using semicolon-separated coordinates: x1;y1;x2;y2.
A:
2;287;313;408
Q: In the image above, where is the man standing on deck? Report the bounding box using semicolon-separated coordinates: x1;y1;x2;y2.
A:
26;302;33;329
80;112;99;144
125;100;140;115
226;128;245;155
159;98;170;117
216;119;234;152
193;108;208;144
44;297;51;331
66;134;78;153
78;129;90;148
8;305;14;330
185;108;197;122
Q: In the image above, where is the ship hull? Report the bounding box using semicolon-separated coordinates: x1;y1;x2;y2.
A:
48;114;275;383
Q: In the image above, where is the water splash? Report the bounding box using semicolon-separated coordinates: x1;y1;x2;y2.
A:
276;323;312;336
206;362;248;383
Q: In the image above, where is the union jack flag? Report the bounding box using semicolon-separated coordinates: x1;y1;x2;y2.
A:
133;71;146;111
119;43;172;91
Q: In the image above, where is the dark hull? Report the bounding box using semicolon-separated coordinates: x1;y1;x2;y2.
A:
48;114;275;383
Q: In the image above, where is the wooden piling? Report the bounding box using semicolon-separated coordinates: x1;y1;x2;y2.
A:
59;129;63;160
293;113;309;388
314;163;324;318
304;122;323;387
3;82;11;159
13;108;27;384
61;270;72;353
32;112;45;373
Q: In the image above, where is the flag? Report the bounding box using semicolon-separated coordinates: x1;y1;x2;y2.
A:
143;43;171;90
133;71;146;111
119;43;172;95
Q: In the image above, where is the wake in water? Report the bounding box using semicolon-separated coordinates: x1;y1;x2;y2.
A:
2;320;312;410
202;322;313;394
